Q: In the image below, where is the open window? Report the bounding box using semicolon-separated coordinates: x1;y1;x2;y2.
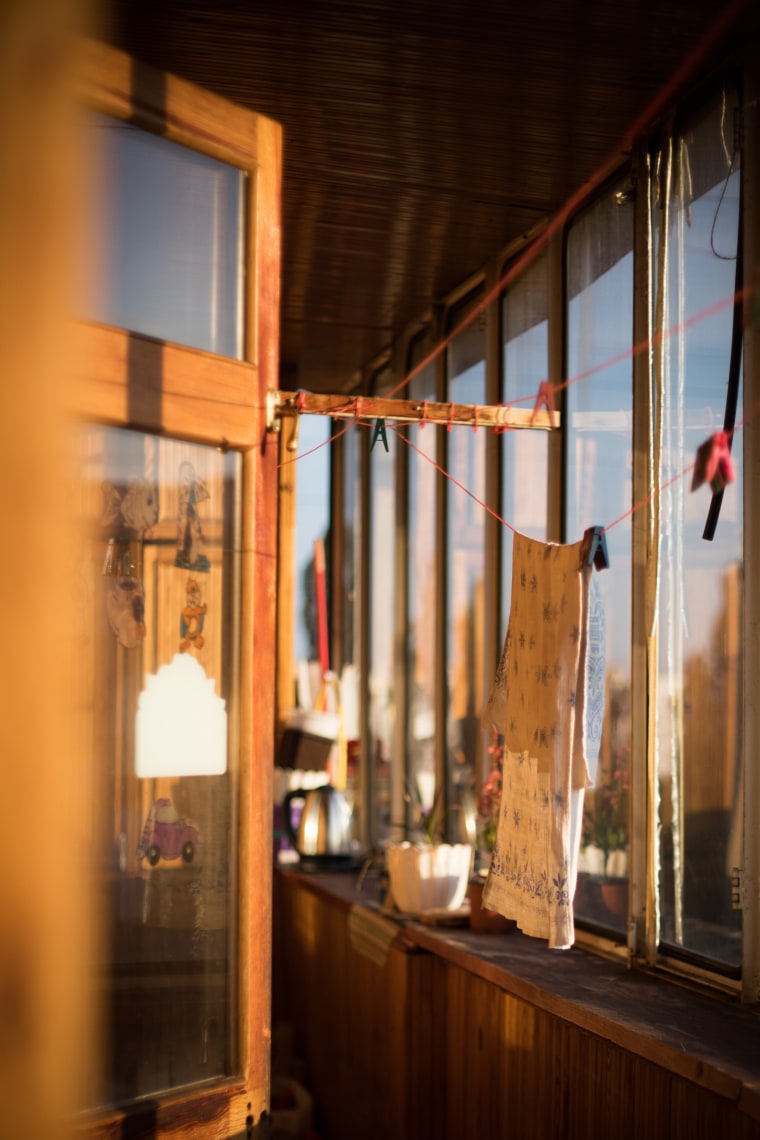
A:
650;85;743;976
70;40;280;1137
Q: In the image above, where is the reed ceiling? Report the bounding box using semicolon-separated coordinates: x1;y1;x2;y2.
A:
98;0;751;394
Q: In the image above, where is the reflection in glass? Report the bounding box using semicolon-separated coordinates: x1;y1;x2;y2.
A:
82;112;245;358
74;425;241;1104
566;185;634;934
446;294;485;842
654;92;742;971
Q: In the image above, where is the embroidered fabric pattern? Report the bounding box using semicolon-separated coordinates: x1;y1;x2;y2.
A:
487;750;572;903
482;532;604;949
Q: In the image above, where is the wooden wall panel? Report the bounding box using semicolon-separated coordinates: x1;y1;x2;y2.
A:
272;873;448;1140
439;965;760;1140
274;872;760;1140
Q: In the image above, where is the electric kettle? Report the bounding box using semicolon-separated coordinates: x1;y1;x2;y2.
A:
282;784;355;863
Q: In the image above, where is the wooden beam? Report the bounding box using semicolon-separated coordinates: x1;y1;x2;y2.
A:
268;389;559;436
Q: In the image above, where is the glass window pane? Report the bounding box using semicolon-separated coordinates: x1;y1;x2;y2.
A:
654;91;742;971
74;425;241;1105
500;251;549;622
339;425;362;794
404;349;439;837
82;112;245;358
292;418;331;668
368;411;396;844
273;417;331;860
566;185;634;935
446;294;486;842
481;255;551;872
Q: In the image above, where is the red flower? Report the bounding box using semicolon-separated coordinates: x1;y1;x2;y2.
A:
478;733;504;851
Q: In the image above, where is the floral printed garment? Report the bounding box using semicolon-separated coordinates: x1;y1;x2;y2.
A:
482;532;605;949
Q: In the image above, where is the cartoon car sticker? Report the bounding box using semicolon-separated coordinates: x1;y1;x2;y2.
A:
137;798;202;866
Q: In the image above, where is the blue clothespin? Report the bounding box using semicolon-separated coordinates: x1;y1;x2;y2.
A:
370;418;389;452
584;526;610;571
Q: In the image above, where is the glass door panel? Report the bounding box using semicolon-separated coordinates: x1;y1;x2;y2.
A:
82;112;245;358
75;424;241;1104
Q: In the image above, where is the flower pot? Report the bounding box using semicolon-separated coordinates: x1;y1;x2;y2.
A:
385;842;472;913
467;877;516;933
599;876;629;921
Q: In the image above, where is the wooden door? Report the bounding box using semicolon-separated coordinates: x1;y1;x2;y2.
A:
68;39;281;1139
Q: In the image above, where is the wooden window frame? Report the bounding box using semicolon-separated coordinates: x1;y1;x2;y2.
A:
70;39;281;1139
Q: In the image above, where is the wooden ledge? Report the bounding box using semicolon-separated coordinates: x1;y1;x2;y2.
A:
276;866;760;1120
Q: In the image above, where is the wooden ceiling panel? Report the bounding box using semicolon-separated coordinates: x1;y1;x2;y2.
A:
98;0;750;393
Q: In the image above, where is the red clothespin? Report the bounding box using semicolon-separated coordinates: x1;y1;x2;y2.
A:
418;400;429;429
472;404;479;433
355;396;363;420
690;431;735;494
370;418;389;452
531;381;556;429
447;403;455;432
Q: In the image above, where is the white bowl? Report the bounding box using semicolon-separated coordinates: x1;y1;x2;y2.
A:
386;842;473;913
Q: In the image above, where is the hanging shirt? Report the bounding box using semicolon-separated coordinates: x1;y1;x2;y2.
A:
482;532;606;949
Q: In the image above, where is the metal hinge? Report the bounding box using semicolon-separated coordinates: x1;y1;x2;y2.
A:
731;866;744;912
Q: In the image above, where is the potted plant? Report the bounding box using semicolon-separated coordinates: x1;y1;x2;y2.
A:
581;750;629;876
579;747;630;918
384;780;473;913
475;733;504;867
467;735;516;932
